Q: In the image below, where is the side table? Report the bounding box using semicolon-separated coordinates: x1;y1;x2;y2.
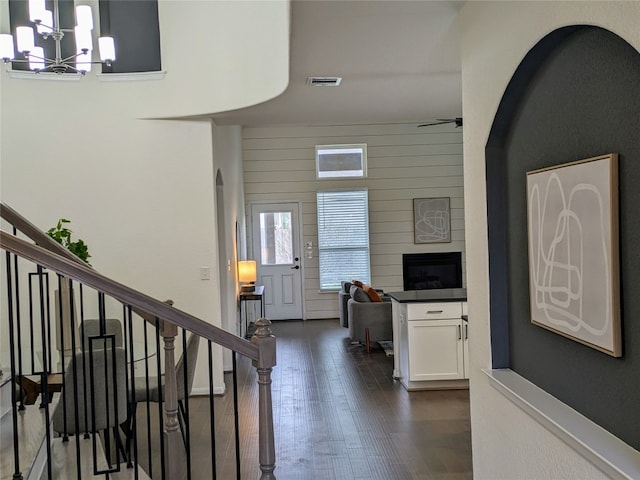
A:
239;285;265;338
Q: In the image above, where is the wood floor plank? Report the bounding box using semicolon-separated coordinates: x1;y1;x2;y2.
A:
214;319;472;479
135;319;472;479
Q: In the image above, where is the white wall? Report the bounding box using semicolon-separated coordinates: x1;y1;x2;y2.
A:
212;124;246;371
243;123;464;319
460;2;640;478
0;0;289;392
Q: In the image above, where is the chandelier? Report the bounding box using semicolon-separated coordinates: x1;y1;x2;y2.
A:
0;0;116;75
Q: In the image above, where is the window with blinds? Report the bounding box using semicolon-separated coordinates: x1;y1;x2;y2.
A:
316;189;371;290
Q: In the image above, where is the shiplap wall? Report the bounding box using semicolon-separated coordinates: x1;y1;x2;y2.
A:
243;123;465;320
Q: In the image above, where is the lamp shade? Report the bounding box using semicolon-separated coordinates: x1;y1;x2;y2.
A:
16;26;35;53
0;34;15;60
75;5;94;31
28;0;46;22
36;9;53;34
75;50;92;73
238;260;257;284
74;26;92;52
98;36;115;62
29;46;45;70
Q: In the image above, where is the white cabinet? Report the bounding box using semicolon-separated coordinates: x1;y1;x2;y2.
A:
392;297;469;390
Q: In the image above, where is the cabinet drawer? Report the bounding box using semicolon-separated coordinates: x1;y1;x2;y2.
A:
406;301;462;320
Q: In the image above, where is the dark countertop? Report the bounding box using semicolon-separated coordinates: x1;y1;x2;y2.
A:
387;288;467;303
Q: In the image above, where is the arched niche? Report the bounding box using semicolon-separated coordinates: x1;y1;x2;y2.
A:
486;25;640;450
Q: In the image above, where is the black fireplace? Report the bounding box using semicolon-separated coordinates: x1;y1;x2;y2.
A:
402;252;462;291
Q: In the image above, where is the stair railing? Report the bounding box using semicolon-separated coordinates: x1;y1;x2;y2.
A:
1;203;277;480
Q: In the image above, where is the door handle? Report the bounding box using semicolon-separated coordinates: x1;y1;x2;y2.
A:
465;324;468;340
458;325;462;340
291;265;300;269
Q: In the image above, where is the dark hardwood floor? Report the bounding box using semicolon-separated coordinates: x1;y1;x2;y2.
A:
139;319;472;479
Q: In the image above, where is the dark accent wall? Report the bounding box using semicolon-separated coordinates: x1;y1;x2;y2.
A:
99;0;161;73
486;27;640;450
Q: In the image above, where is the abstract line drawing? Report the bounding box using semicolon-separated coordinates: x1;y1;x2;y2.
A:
413;197;451;244
526;154;621;357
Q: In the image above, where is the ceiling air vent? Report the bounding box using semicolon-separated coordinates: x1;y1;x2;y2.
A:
306;76;342;87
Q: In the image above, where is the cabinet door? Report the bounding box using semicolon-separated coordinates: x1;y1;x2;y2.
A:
408;319;464;381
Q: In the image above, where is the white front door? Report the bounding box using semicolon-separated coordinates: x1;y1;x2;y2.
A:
251;202;303;320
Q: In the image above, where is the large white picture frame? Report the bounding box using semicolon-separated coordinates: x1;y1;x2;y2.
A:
526;153;621;357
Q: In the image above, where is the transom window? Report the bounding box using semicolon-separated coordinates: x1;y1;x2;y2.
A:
316;144;367;179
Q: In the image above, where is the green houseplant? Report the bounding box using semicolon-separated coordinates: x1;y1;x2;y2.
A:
47;218;91;265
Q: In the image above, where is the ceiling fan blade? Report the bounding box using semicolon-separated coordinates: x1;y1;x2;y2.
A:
417;121;450;127
417;117;463;128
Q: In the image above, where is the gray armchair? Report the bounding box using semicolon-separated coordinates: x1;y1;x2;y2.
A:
52;348;129;465
347;285;392;352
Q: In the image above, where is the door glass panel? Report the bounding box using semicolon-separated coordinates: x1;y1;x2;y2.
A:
259;211;293;265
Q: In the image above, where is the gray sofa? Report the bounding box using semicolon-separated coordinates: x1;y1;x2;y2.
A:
338;281;353;328
347;285;393;352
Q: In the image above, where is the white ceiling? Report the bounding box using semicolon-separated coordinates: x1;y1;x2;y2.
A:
212;0;463;127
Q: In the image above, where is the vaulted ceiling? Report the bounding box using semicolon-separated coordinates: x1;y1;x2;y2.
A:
212;0;463;127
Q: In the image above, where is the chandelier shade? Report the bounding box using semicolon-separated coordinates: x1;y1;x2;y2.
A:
1;0;116;75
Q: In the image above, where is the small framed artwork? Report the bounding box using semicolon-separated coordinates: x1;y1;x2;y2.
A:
526;153;621;357
413;197;451;244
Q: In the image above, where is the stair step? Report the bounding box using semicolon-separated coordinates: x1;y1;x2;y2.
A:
1;396;150;480
0;372;13;419
43;435;150;479
0;402;52;480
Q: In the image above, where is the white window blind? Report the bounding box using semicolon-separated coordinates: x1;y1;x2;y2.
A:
316;189;371;290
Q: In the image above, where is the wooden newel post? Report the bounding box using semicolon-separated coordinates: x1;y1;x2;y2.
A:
251;317;277;480
161;320;186;480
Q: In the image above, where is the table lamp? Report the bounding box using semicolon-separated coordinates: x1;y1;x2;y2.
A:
238;260;257;292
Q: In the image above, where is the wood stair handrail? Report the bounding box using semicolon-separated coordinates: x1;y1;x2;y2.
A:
1;203;81;264
1;202;258;358
0;231;259;360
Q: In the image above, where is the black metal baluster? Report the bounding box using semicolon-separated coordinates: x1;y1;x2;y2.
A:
5;250;23;479
44;272;52;379
56;275;68;440
89;339;99;474
99;293;114;469
155;319;166;480
27;273;35;380
41;372;53;480
80;285;90;439
141;321;153;478
68;280;83;479
126;306;139;477
232;351;241;480
182;328;192;479
122;305;133;469
208;340;217;480
37;265;53;480
143;320;153;478
11;228;25;411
